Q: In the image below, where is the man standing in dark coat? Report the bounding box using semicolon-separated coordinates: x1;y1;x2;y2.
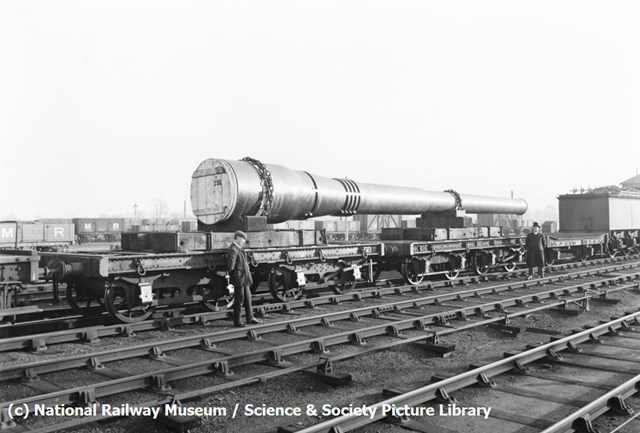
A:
227;231;261;327
525;222;546;279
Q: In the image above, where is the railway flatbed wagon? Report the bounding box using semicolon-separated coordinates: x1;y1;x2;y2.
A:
40;235;385;323
246;241;384;302
377;226;524;284
544;232;611;264
544;231;639;263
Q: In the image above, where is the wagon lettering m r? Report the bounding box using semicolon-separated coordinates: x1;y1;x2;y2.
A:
1;227;14;238
54;227;65;237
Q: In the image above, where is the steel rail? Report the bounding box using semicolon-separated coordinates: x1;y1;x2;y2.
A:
294;310;640;433
540;372;640;432
2;260;638;353
1;302;576;433
0;286;637;430
1;271;637;382
0;263;636;432
0;294;602;432
1;255;631;329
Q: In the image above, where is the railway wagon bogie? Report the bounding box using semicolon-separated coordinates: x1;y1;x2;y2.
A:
266;258;367;301
40;239;383;322
250;243;382;301
529;229;639;265
379;227;525;285
42;251;229;323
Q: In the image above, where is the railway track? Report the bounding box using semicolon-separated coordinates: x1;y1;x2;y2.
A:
1;263;639;432
2;254;631;326
0;256;640;352
295;311;640;433
1;258;639;352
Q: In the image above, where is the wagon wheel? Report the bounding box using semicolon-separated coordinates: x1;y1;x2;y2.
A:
444;268;460;280
268;268;302;302
473;257;491;276
604;240;624;258
503;262;517;272
200;283;235;312
104;285;155;323
66;282;104;316
332;273;357;294
544;250;556;266
576;247;589;263
474;264;490;275
401;261;424;285
606;248;620;258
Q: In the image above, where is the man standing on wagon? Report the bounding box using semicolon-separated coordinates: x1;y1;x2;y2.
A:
525;222;546;279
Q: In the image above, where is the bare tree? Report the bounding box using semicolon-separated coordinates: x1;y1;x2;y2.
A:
150;198;169;221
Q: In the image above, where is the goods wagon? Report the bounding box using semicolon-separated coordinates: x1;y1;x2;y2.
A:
0;221;74;250
548;187;640;262
73;218;127;242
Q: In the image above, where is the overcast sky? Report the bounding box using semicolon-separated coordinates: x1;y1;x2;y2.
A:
1;1;638;221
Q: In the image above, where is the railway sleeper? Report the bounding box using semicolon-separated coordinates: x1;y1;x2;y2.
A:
475;373;497;388
592;294;621;304
262;350;292;368
571;416;598;433
247;329;262;341
413;341;456;357
382;386;412;397
157;406;200;433
77;388;97;406
384;413;410;426
385;324;404;338
213;360;234;377
349;332;367;346
87;357;105;370
151;374;172;392
312;340;329;354
0;407;16;430
412;333;455;357
119;325;136;337
607;395;633;415
488;323;521;336
82;328;100;344
302;359;351;386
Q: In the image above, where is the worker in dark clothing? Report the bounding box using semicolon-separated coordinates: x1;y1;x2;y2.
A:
525;222;546;279
226;231;262;327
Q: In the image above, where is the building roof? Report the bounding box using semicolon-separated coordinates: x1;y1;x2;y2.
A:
621;174;640;188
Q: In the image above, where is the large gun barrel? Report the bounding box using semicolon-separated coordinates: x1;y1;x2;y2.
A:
191;157;528;225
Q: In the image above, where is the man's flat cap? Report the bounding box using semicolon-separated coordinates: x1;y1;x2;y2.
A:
234;230;248;240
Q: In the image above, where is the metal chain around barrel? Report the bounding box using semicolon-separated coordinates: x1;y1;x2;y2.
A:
241;157;274;217
444;189;463;210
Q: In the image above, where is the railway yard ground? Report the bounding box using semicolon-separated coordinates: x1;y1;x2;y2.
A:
3;259;640;433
